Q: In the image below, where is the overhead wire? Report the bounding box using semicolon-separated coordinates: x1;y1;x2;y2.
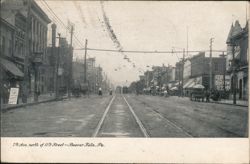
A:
74;47;226;54
42;0;85;49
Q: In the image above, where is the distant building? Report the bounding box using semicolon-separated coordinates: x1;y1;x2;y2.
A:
144;70;153;88
226;20;248;100
183;52;226;93
72;61;85;85
175;61;182;82
72;58;104;94
183;59;191;80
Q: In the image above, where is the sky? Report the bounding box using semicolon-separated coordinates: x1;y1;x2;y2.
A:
37;1;248;86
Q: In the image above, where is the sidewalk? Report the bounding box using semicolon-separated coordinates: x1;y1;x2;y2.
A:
1;93;112;111
1;93;64;111
176;96;248;107
211;99;248;107
147;95;249;107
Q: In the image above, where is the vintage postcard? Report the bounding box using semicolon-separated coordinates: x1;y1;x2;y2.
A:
0;0;249;163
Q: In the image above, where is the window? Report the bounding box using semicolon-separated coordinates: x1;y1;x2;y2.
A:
9;39;12;55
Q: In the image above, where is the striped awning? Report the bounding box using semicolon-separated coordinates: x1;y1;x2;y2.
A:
183;79;196;89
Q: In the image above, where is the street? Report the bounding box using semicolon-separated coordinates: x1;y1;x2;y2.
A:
2;94;248;137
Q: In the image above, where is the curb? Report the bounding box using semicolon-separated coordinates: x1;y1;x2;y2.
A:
1;97;68;113
210;101;248;107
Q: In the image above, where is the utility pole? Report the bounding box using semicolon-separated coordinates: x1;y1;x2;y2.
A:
209;38;214;91
51;23;56;95
178;63;181;97
68;25;74;99
186;26;189;58
84;39;88;83
55;33;61;99
23;0;31;103
181;48;185;97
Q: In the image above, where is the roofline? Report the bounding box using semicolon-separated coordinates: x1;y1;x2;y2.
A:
31;0;51;23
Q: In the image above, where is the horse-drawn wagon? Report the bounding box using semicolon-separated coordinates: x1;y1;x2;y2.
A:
190;84;205;102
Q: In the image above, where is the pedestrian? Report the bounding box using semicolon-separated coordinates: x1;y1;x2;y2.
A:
205;89;210;102
109;89;112;95
98;87;102;96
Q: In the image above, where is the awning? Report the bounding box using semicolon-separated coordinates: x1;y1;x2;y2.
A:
193;84;205;89
170;86;178;91
183;78;197;89
0;58;24;77
188;82;196;88
183;79;194;88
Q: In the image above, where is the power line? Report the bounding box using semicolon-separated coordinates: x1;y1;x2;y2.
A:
42;0;85;48
74;47;226;54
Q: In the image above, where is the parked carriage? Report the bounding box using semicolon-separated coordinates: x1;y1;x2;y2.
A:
190;84;205;102
71;80;89;97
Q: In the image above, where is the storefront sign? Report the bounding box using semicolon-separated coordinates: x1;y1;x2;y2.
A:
214;75;230;91
8;87;19;104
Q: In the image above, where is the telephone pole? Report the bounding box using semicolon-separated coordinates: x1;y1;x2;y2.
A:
23;0;31;103
209;38;214;91
181;48;185;97
84;39;88;83
186;26;189;58
68;25;74;98
55;33;61;99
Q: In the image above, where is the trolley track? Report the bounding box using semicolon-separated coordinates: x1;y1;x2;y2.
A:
129;95;243;137
126;95;193;137
92;95;116;137
92;94;149;137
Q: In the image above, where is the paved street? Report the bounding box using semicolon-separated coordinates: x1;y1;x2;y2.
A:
1;94;248;137
125;94;248;137
2;95;112;137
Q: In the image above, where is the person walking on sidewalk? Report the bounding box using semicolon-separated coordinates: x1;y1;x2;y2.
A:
98;87;102;96
205;89;210;102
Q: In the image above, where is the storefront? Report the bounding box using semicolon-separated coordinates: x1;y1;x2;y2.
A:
0;58;24;104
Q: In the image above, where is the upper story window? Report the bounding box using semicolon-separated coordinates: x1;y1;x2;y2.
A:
8;39;12;55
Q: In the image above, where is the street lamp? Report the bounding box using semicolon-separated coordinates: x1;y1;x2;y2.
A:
32;52;43;102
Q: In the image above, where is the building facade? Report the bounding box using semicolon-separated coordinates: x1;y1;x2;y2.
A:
226;20;248;100
0;18;24;104
1;0;51;101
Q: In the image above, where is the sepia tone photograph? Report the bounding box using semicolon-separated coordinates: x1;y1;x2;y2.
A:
0;0;249;140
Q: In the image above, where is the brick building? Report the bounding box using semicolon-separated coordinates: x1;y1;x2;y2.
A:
183;52;226;95
1;0;51;103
